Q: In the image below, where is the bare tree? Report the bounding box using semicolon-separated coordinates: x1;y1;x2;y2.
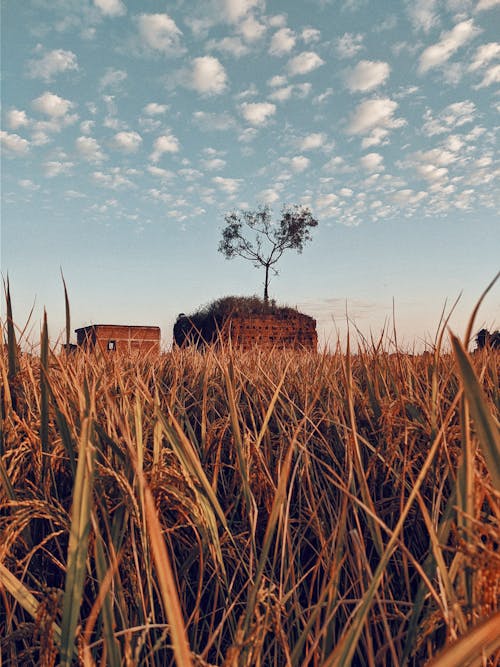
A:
218;205;318;303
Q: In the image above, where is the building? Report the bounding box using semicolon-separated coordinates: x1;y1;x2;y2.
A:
174;311;317;351
75;324;161;354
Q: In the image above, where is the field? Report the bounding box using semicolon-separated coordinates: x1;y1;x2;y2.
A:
1;310;500;665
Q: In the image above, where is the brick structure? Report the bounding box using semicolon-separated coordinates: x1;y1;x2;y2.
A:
75;324;160;354
174;311;317;351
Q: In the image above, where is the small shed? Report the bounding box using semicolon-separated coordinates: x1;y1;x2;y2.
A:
75;324;161;354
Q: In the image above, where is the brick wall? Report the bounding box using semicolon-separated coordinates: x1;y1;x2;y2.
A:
174;312;317;351
76;325;160;354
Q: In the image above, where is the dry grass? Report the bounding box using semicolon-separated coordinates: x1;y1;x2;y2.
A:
1;306;499;665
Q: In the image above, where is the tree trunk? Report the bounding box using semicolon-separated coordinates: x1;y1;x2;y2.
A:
264;264;270;303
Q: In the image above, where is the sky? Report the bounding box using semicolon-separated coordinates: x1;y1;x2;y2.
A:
1;0;499;351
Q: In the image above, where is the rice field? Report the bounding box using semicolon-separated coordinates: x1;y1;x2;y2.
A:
1;294;499;665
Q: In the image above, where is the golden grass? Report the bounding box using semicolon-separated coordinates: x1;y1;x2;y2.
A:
1;311;499;665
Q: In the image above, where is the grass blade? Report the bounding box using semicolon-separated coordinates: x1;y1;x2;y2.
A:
427;611;500;667
144;484;194;667
450;333;500;492
60;417;96;667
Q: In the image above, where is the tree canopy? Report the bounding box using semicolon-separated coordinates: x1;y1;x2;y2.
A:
218;204;318;302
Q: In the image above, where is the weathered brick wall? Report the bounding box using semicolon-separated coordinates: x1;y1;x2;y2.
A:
225;313;317;350
76;325;161;354
174;312;317;351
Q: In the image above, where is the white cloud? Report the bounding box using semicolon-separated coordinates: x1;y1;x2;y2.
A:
238;14;266;42
340;187;353;197
258;188;281;204
238;127;258;142
360;152;384;171
143;102;168;115
207;36;250;57
336;33;364;58
213;176;242;194
188;56;228;95
408;0;439;33
99;68;127;89
422;100;476;134
347;98;403;135
76;136;106;162
316;193;338;210
299;133;326;150
44;160;73;177
240;102;276;125
6;109;29;129
93;169;134;189
27;49;78;81
269;28;296;56
221;0;263;23
287;51;325;76
0;130;30;155
362;127;392;148
476;63;500;86
93;0;126;16
147;166;175;180
268;86;293;101
415;147;460;166
345;60;390;92
313;88;334;104
417;163;449;181
302;27;321;43
80;120;95;134
138;13;183;54
200;158;226;171
32;91;74;117
113;131;143;152
267;74;288;87
475;0;500;10
418;19;481;74
150;132;180;162
19;179;40;190
468;42;500;70
193;111;236;131
290;155;311;172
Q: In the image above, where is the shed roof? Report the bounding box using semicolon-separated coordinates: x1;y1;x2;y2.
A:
75;324;160;333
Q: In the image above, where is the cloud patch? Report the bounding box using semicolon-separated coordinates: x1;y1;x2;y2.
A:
287;51;325;76
27;49;79;81
137;13;183;54
240;102;276;125
76;136;106;162
94;0;126;16
347;97;404;137
418;19;481;74
269;28;296;56
113;131;143;152
188;56;228;95
150;132;180;162
345;60;390;92
32;91;74;117
0;130;30;155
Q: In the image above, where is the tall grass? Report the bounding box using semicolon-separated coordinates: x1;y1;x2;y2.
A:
1;309;499;665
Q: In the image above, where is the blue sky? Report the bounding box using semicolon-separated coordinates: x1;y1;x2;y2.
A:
1;0;499;350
